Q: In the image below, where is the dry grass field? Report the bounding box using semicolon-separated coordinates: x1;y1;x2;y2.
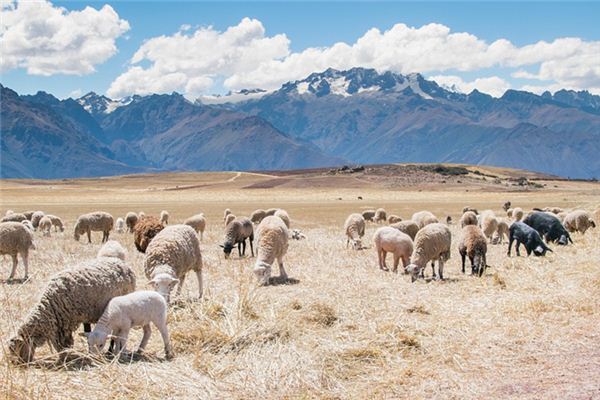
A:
1;165;600;399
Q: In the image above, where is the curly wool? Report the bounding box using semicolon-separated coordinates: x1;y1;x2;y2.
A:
460;211;478;228
144;225;203;281
458;225;488;275
254;216;289;284
389;220;419;240
563;210;596;235
125;212;138;233
409;223;452;279
411;211;439;229
1;213;27;223
133;216;164;253
250;209;267;224
274;209;290;228
74;212;114;242
344;213;366;249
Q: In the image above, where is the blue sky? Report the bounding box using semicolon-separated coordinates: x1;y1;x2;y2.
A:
2;1;599;99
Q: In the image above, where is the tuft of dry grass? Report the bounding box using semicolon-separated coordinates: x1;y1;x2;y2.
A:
302;302;339;327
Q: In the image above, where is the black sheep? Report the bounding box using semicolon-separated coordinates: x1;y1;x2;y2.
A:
508;221;552;256
523;211;572;245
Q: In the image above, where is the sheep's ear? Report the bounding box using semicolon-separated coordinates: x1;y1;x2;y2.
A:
219;244;224;248
78;332;90;337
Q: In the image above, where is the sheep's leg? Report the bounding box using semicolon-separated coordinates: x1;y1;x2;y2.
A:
200;230;203;241
431;262;437;279
242;240;247;256
438;260;445;281
195;269;203;299
176;274;186;298
137;324;152;353
8;254;18;280
516;241;521;257
156;321;173;360
469;256;475;275
376;249;383;270
346;237;349;248
249;237;254;257
238;241;243;257
392;254;400;273
507;237;513;256
277;257;288;280
83;323;91;333
21;251;29;279
460;252;466;274
401;256;410;273
87;230;92;244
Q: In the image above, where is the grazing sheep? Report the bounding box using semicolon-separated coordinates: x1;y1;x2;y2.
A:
458;225;488;276
508;221;552;257
184;214;207;241
253;216;289;285
361;210;376;222
160;210;169;226
86;290;173;360
7;257;135;364
372;226;413;273
462;207;479;215
411;211;439;229
290;229;306;240
115;217;125;234
390;220;419;240
97;240;127;261
460;211;478;228
46;215;64;232
5;210;14;216
31;211;45;230
512;207;524;221
21;220;34;231
405;223;451;282
506;208;514;218
493;219;510;244
138;212;146;219
344;213;366;250
265;208;278;217
446;216;452;225
502;201;512;212
523;211;572;245
38;216;52;237
0;222;36;281
225;213;236;226
563;210;596;235
23;211;35;221
374;208;387;224
133;216;164;253
274;209;291;228
250;209;267;224
556;211;568;222
125;212;138;233
1;213;27;223
74;211;114;243
543;207;564;215
480;211;498;243
387;215;402;224
223;209;232;221
221;217;254;258
144;224;203;303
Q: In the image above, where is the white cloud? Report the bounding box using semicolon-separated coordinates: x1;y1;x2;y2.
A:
108;19;600;98
66;88;83;99
429;75;511;97
0;0;129;75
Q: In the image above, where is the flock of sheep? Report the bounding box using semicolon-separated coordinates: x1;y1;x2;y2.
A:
0;202;597;364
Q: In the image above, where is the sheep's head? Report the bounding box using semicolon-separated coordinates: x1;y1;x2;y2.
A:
85;330;109;354
73;223;84;241
405;264;421;282
220;242;234;258
253;262;271;286
557;234;568;246
351;239;362;250
532;244;551;256
7;335;34;364
149;268;179;303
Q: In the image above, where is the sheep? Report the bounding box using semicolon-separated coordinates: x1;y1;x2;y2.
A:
74;211;114;243
0;222;36;281
38;216;52;237
361;210;376;222
86;290;173;360
506;208;514;218
253;216;289;285
446;216;452;225
5;210;14;216
125;212;138;233
458;225;488;276
21;220;34;231
405;223;451;282
372;226;413;273
23;211;35;221
7;257;135;364
160;210;169;226
225;213;236;226
390;220;419;240
274;209;291;228
563;210;596;235
493;219;510;244
512;207;524;221
97;240;127;261
1;213;27;223
523;211;572;245
144;224;203;303
138;211;146;219
387;215;402;224
543;207;564;215
183;213;207;241
480;211;498;243
460;211;478;228
290;229;306;240
265;208;278;217
374;208;387;224
344;213;365;250
462;206;479;215
31;211;45;230
502;201;512;212
223;208;232;222
221;217;254;258
47;215;64;232
115;217;125;233
508;221;552;257
250;209;267;224
133;216;165;253
556;211;568;222
411;211;439;229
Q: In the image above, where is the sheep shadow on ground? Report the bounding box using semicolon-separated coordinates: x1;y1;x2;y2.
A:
1;278;29;285
268;276;300;286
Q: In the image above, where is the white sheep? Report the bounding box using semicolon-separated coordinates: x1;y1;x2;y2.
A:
223;208;232;222
0;222;36;281
5;210;14;216
411;211;439;229
38;216;52;237
1;213;27;223
374;208;387;224
160;210;170;226
7;257;135;363
97;240;127;261
493;219;510;244
250;209;267;224
506;208;514;218
387;215;402;224
265;208;278;217
138;211;146;219
144;224;203;303
512;207;524;221
563;210;596;234
405;223;452;282
225;213;236;226
460;211;478;228
274;209;290;228
86;290;173;360
389;220;419;240
47;215;64;232
183;213;206;241
479;211;498;243
21;220;34;231
74;211;114;243
115;217;125;233
31;211;45;230
372;226;413;273
125;212;138;233
253;216;290;285
344;213;366;250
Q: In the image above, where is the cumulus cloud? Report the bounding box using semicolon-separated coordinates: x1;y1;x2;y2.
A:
0;0;129;75
108;19;600;98
429;75;512;97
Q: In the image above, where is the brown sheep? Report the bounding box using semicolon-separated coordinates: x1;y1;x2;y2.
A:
458;225;488;276
133;216;165;253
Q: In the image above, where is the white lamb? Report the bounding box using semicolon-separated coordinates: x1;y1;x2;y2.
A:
344;213;366;250
115;217;125;234
86;290;173;360
253;216;289;285
97;240;127;261
160;210;170;226
372;227;413;273
411;211;439;229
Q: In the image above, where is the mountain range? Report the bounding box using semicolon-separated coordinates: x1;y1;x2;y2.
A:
2;67;600;179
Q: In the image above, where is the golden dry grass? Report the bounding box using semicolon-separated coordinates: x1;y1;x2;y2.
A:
1;170;600;399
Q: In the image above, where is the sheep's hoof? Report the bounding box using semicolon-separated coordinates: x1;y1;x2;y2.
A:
165;352;174;361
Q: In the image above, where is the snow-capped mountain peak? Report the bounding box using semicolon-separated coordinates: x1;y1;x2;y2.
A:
77;92;133;116
196;88;270;105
